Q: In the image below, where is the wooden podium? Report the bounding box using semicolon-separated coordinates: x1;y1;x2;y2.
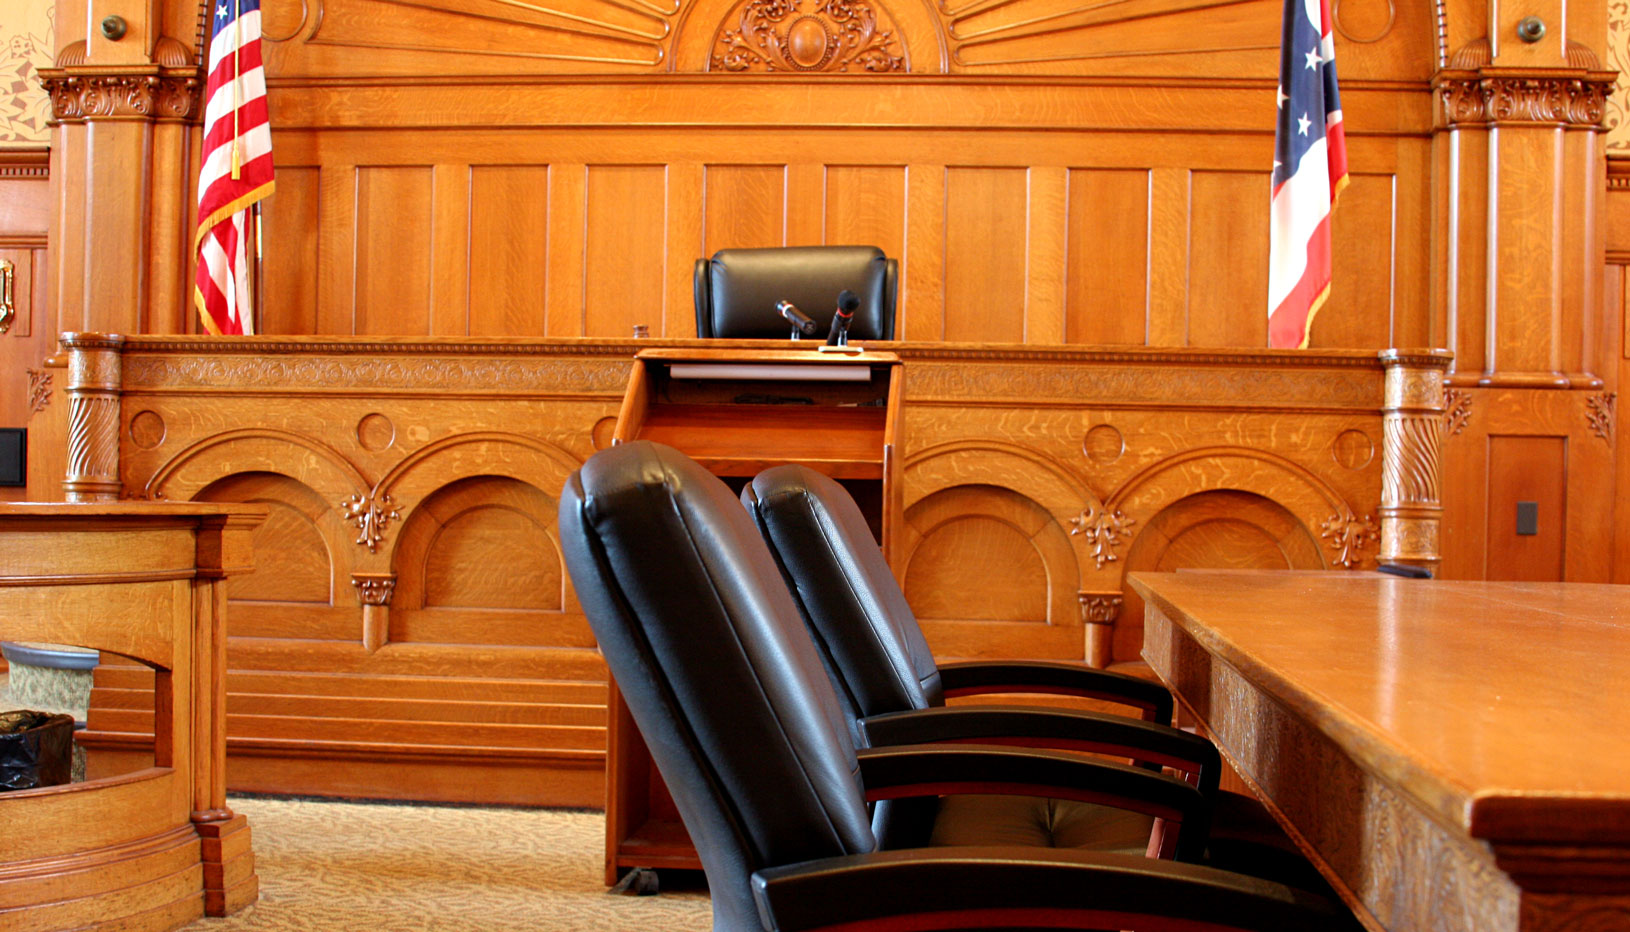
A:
0;502;265;931
603;347;902;884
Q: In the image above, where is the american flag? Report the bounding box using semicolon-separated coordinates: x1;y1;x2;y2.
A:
193;0;274;336
1267;0;1347;349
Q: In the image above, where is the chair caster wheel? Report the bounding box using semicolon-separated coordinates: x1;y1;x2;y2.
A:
610;867;659;896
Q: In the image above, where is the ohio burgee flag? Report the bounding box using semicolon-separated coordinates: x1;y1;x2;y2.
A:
194;0;274;336
1268;0;1347;348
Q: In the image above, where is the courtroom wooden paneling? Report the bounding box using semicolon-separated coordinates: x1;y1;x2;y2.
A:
61;335;1445;807
0;149;52;503
1604;158;1628;583
76;338;631;807
197;0;1446;351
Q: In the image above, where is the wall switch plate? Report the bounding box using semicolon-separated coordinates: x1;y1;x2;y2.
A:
1516;501;1539;536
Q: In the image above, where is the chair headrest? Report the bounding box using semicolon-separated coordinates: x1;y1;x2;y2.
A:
744;465;943;718
697;245;897;340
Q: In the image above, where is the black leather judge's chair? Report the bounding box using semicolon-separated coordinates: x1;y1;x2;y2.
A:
559;441;1359;932
694;245;897;340
742;464;1330;889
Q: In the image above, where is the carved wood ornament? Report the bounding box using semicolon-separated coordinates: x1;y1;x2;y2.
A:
711;0;907;72
341;492;401;553
1443;388;1472;435
1069;504;1135;570
39;39;201;124
1435;41;1617;127
1320;510;1379;568
350;573;398;606
1587;392;1616;442
26;368;52;413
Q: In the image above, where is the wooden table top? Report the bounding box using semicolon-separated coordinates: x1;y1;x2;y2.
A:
1127;570;1630;848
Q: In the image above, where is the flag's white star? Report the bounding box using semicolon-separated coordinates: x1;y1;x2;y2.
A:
216;2;228;17
1297;113;1311;135
1304;47;1322;69
1277;85;1288;108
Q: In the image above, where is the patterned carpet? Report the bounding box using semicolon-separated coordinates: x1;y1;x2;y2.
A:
181;796;712;931
4;668;710;930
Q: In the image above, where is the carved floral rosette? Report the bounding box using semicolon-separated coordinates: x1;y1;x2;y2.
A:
711;0;906;73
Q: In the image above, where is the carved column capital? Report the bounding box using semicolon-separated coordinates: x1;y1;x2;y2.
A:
1434;68;1617;128
1078;592;1123;669
39;67;202;124
350;573;397;606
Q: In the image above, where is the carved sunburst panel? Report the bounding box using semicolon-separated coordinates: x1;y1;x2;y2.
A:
260;0;677;75
257;0;1426;76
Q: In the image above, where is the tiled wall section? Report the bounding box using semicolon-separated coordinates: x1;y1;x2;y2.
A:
0;0;51;145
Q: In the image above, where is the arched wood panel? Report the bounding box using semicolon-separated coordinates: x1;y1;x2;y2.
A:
901;483;1082;658
1116;489;1325;662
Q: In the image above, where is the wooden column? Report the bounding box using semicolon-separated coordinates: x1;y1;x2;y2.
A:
39;26;200;337
62;331;123;502
1379;349;1451;572
1430;3;1620;581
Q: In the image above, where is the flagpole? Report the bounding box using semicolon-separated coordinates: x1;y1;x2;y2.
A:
253;201;265;335
231;0;242;180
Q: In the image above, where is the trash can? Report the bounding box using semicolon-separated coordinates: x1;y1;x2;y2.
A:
0;710;75;791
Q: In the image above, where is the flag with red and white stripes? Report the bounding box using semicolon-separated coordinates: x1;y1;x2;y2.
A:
1267;0;1347;349
193;0;274;336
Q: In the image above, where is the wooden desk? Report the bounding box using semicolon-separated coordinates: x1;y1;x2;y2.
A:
0;502;265;932
1129;569;1630;932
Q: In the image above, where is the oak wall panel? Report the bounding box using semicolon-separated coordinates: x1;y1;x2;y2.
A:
470;165;549;337
704;164;786;254
356;167;434;336
944;167;1029;342
1065;168;1150;345
1188;170;1269;347
261;166;320;336
585;165;667;339
1315;172;1398;350
825;165;907;262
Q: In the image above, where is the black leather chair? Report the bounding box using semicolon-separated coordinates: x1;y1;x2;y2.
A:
694;245;898;340
742;464;1329;888
559;441;1358;932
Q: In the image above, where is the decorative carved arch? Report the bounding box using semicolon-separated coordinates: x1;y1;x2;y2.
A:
904;439;1098;514
374;431;583;505
1106;446;1372;571
142;428;369;502
389;474;594;650
194;471;348;611
900;441;1104;658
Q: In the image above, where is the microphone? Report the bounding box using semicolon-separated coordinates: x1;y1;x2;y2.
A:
826;290;860;346
776;300;818;338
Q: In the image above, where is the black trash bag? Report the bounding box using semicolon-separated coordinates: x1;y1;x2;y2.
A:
0;710;75;791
